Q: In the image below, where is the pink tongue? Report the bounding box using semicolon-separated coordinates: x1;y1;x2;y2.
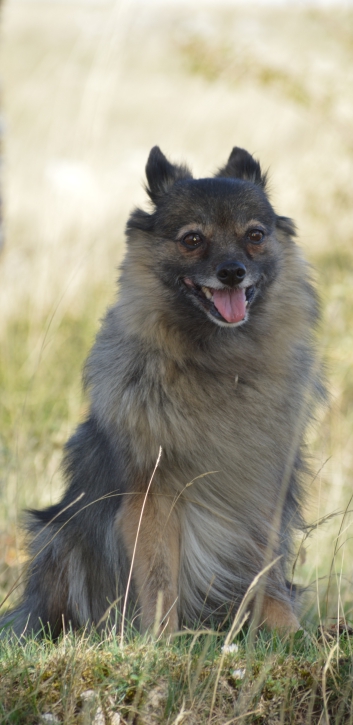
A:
212;288;246;323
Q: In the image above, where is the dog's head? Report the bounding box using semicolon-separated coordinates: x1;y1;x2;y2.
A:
126;147;296;329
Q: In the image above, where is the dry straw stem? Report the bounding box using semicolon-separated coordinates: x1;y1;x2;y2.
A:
187;629;216;703
325;492;353;621
134;470;219;615
208;556;281;722
246;356;321;646
322;641;339;725
120;446;162;648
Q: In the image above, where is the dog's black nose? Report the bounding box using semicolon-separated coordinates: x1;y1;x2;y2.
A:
216;261;246;287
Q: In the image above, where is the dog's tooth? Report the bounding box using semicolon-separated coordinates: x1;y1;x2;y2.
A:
202;286;213;300
245;300;248;307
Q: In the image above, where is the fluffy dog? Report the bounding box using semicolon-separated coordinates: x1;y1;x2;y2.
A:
2;146;321;637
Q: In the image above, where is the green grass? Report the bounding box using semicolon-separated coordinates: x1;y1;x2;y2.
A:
1;626;353;724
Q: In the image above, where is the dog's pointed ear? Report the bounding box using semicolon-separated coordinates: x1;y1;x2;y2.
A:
145;146;192;203
216;147;267;189
276;216;297;237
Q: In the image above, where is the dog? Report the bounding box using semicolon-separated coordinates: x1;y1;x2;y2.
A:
1;146;322;637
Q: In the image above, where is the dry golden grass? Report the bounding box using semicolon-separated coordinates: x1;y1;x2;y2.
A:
0;6;353;718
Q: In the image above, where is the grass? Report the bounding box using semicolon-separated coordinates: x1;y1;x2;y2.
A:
1;626;353;724
1;0;353;721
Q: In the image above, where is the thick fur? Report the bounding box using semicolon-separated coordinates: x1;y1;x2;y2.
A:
1;146;322;637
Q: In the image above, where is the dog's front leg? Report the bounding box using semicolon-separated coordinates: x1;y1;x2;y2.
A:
119;492;180;634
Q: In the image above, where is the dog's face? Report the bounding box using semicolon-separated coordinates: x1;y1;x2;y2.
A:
127;147;295;329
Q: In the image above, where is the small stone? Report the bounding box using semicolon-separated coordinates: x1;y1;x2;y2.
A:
80;691;105;725
40;715;60;724
140;682;168;722
109;714;121;725
81;690;96;701
92;707;105;725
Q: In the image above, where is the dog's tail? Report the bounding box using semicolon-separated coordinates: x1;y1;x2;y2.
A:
0;417;132;639
0;602;42;640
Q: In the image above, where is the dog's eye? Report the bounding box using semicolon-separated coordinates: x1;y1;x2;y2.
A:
247;229;264;244
182;233;203;249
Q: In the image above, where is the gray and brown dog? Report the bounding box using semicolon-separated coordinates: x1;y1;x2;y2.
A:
2;147;322;637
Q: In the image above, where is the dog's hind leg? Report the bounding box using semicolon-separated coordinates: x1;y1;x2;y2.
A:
119;492;180;634
260;594;300;633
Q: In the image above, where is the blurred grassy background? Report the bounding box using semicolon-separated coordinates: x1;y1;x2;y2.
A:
0;0;352;623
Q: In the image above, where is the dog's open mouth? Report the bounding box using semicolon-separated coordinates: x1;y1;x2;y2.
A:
182;278;256;324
